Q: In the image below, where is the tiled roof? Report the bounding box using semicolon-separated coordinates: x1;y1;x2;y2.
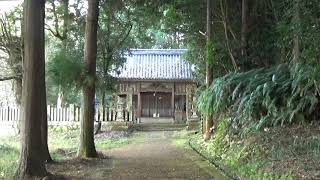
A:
115;49;194;81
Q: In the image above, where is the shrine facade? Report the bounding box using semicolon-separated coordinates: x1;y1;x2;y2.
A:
114;49;198;124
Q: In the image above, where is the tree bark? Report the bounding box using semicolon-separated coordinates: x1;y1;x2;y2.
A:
15;0;48;178
39;0;52;164
13;78;23;107
62;0;69;45
241;0;249;57
78;0;100;158
39;57;53;163
205;0;214;138
40;89;52;163
14;77;22;134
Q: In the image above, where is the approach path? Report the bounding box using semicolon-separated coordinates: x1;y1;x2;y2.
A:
48;131;227;180
105;131;226;180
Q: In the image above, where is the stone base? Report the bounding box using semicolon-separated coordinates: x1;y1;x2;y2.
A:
186;119;200;131
110;121;129;131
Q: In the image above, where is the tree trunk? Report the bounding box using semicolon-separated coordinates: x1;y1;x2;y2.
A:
15;0;48;178
102;92;106;122
241;0;249;57
39;0;52;163
13;78;23;134
62;0;69;43
40;76;52;163
292;0;300;63
204;0;214;139
78;0;100;158
13;78;23;107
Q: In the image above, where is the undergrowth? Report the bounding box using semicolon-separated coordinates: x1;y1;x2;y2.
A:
195;62;320;179
198;63;320;133
190;121;320;179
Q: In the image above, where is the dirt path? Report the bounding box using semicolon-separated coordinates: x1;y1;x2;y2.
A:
48;131;227;180
105;131;226;180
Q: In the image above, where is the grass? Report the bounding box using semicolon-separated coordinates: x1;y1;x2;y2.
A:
0;136;20;177
170;130;189;148
96;138;129;150
0;127;132;178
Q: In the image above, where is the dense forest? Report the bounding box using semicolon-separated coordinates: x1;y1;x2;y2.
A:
0;0;320;179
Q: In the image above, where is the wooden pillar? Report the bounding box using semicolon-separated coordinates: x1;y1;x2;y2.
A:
116;96;125;122
186;85;192;121
171;83;175;118
137;83;141;119
127;87;133;122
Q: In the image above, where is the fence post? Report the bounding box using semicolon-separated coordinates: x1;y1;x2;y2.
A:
76;106;79;122
47;105;51;122
94;106;98;122
106;107;109;121
12;107;15;121
55;107;58;121
63;107;66;122
6;106;9;121
0;108;2;121
69;104;74;122
8;106;11;121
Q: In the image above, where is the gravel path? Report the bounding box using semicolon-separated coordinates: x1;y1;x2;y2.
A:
104;131;226;180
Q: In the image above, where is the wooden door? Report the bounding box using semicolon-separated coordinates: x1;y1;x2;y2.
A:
157;93;171;117
141;92;171;117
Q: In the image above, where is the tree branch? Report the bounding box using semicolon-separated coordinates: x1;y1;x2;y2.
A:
0;74;21;81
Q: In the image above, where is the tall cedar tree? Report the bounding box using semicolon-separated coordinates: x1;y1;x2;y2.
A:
204;0;214;138
241;0;249;57
15;0;48;178
78;0;100;158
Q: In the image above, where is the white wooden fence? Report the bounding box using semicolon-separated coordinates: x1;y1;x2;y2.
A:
0;106;20;122
0;104;135;123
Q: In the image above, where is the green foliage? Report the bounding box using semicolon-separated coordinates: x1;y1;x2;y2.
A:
198;63;320;132
47;50;84;90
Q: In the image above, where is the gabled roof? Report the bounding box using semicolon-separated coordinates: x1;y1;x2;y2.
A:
115;49;194;81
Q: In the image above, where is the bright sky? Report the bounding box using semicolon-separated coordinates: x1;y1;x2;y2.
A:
0;0;86;15
0;0;22;15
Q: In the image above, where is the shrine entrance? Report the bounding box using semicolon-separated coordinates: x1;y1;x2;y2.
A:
141;92;172;118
